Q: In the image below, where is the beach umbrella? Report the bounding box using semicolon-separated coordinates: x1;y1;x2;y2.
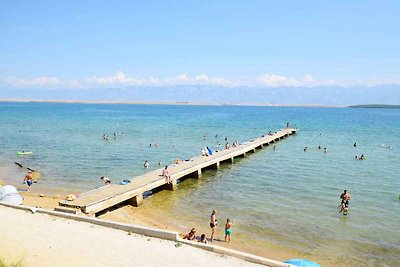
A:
284;259;321;267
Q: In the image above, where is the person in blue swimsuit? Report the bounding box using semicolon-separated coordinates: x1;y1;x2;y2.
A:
225;218;233;243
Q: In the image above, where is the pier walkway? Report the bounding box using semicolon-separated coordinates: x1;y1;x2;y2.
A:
59;128;297;215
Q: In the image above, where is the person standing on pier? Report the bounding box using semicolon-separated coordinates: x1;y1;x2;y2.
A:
210;210;218;242
162;166;171;184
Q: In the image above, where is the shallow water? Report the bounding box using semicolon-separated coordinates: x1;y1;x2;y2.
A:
1;102;399;266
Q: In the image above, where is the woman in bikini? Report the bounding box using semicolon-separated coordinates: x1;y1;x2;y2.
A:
210;209;218;241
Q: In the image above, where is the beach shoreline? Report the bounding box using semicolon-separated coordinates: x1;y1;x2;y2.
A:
19;189;297;265
0;204;271;267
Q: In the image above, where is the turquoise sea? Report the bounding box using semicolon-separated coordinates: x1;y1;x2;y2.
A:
1;102;399;266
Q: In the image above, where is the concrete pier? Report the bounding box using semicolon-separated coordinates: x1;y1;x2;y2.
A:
59;128;297;215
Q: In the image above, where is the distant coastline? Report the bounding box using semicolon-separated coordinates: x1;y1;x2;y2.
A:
0;98;342;108
348;104;400;109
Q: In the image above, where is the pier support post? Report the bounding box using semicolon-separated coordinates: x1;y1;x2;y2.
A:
215;162;220;170
129;193;143;207
230;157;234;163
191;169;202;179
165;180;177;191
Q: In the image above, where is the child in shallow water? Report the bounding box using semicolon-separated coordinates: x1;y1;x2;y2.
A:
225;218;233;242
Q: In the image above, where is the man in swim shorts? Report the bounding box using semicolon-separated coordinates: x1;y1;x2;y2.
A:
24;170;33;192
340;190;351;206
225;218;233;243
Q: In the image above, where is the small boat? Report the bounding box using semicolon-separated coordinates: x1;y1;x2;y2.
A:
16;151;33;155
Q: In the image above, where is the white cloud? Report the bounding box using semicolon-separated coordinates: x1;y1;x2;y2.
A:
5;76;60;87
304;74;314;82
3;72;399;89
86;70;141;85
83;72;237;87
257;74;302;87
195;75;209;82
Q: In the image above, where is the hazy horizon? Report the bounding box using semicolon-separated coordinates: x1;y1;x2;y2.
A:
1;1;399;105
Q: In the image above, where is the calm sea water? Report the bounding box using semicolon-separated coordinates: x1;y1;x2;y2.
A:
1;102;399;266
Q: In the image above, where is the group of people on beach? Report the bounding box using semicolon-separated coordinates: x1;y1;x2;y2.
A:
183;209;234;244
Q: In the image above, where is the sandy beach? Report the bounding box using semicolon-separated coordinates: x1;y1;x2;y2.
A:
17;192;294;263
0;204;266;267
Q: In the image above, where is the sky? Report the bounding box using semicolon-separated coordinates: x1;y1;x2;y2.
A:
0;0;400;103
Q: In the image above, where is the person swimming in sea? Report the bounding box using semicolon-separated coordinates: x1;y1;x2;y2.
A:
144;160;150;168
100;176;111;185
355;154;365;160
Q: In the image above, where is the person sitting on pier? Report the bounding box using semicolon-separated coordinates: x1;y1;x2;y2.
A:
233;140;239;147
183;228;196;241
225;142;230;150
174;158;184;166
201;148;206;156
206;146;213;156
100;176;111;185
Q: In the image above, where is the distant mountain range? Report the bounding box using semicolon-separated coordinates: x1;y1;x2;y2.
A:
1;84;399;106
